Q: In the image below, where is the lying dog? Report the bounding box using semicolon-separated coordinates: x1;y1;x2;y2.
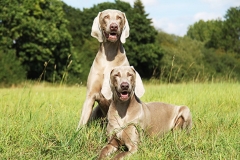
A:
98;66;192;159
77;9;145;129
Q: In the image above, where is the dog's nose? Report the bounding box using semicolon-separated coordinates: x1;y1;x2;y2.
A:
110;23;118;31
120;82;129;90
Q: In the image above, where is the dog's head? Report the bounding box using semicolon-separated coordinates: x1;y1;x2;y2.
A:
101;66;145;101
91;9;129;43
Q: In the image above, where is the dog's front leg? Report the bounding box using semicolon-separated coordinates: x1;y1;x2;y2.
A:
77;95;96;129
114;125;139;159
98;138;119;160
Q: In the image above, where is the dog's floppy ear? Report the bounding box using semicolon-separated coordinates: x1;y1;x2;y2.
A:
120;13;130;44
91;12;103;42
101;68;113;100
131;66;145;98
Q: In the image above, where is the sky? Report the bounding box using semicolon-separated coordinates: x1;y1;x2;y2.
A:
62;0;240;36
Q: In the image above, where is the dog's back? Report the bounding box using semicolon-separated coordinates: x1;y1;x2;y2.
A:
142;102;192;136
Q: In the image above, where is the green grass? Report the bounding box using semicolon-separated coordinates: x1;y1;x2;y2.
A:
0;82;239;159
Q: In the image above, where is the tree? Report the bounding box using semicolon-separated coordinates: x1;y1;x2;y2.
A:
62;3;85;50
204;19;223;49
0;48;26;86
157;31;207;82
221;6;240;54
0;0;80;83
124;0;163;78
187;19;223;44
187;6;240;54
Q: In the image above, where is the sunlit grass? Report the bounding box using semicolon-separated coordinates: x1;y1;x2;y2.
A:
0;82;239;159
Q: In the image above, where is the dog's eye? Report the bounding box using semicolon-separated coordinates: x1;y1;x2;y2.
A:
127;72;133;77
113;72;121;77
104;15;110;19
116;16;122;20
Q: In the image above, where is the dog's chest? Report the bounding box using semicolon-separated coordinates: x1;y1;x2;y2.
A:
107;110;129;130
107;109;142;139
107;115;131;140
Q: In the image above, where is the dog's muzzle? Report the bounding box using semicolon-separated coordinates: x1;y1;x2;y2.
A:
104;23;119;42
116;82;131;101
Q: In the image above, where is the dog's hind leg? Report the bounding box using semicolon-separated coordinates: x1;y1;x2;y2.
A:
173;106;192;132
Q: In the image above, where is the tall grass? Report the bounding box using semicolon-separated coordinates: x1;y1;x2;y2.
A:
0;82;239;159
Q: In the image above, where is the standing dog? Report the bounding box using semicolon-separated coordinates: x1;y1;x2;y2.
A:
98;66;192;159
77;10;145;129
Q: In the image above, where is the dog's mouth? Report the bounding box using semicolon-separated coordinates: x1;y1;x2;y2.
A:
116;90;130;101
104;32;118;41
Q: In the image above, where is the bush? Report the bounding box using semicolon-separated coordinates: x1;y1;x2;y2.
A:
202;48;240;81
0;49;26;86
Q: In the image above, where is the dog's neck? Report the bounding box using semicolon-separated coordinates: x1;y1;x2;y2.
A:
100;40;125;61
112;94;140;118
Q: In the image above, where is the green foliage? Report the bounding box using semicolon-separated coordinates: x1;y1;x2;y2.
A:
187;19;223;43
124;0;163;78
185;6;240;81
130;0;156;44
0;48;26;86
0;0;239;86
156;32;206;82
62;3;85;49
0;0;82;84
202;49;240;80
187;6;240;55
157;31;240;82
221;6;240;54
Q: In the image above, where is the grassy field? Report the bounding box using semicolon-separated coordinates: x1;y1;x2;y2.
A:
0;82;239;159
